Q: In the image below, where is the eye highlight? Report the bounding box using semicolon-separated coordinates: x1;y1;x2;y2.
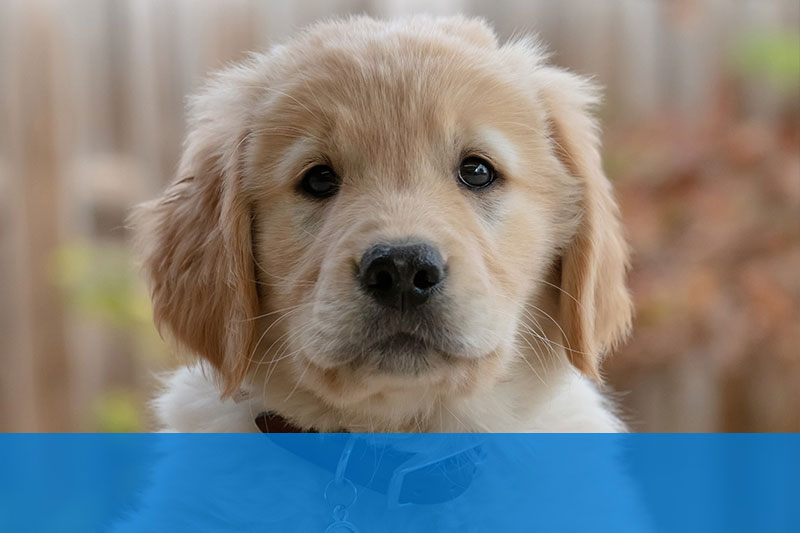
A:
300;165;339;198
457;156;496;189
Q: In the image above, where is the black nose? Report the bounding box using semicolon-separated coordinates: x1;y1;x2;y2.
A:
359;243;446;310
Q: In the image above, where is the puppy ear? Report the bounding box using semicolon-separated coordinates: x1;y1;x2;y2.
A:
133;68;261;397
539;67;633;380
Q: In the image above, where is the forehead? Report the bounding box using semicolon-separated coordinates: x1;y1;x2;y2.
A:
250;33;545;182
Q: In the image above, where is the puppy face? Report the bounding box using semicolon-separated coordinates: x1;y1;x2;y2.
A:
135;17;631;418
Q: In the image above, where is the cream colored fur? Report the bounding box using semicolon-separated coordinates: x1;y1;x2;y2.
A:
135;15;632;433
156;361;625;432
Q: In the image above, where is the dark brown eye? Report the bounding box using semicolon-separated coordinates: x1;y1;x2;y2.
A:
300;165;339;198
458;156;496;189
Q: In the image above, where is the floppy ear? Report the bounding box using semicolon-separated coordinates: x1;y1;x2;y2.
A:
538;67;633;380
133;67;262;397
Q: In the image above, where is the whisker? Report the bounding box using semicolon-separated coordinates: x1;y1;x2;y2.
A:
236;302;309;323
241;305;307;381
283;356;313;403
523;301;588;357
536;278;585;311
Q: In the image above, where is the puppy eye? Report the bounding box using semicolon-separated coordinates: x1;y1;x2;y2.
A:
300;165;339;198
458;156;496;189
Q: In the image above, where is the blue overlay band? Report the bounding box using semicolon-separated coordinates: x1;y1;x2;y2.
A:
1;434;797;532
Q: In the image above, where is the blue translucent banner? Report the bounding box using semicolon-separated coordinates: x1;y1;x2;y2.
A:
0;434;798;532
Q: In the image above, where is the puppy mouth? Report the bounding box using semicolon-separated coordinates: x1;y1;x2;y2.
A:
301;297;491;374
357;332;448;374
374;332;429;353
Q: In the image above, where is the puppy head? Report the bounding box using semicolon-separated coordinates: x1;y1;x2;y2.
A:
134;16;631;411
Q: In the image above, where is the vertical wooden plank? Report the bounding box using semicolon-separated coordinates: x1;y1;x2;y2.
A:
252;0;297;47
126;0;165;193
0;0;42;432
4;2;72;432
615;0;663;120
0;0;36;432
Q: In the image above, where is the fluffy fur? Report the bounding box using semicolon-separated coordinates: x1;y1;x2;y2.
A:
134;15;632;433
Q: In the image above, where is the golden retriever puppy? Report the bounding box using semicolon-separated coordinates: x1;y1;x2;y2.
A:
135;15;632;433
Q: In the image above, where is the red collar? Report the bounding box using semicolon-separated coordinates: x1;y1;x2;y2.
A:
254;411;325;433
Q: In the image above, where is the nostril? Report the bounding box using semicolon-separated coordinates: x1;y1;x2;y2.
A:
372;269;394;293
413;268;438;290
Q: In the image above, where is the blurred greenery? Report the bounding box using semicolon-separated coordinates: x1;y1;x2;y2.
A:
52;243;152;333
52;242;166;431
732;31;800;96
92;389;144;433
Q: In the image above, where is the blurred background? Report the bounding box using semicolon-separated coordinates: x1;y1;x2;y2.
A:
0;0;797;432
